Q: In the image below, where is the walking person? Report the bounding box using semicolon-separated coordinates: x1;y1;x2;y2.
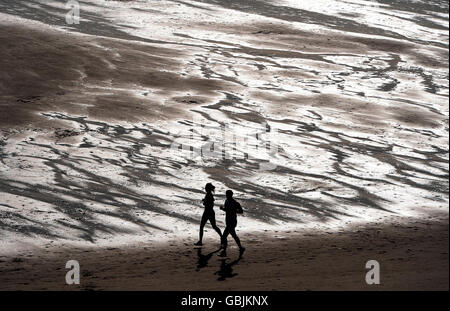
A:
219;190;245;257
195;183;222;246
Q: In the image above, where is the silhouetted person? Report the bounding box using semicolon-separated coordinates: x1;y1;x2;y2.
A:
219;190;245;257
195;183;222;246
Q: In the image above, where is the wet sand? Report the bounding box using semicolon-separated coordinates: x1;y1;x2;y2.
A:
0;212;447;291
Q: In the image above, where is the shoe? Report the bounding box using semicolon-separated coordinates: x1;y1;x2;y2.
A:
239;247;246;253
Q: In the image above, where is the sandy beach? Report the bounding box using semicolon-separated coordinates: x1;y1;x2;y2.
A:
1;212;447;291
0;0;448;291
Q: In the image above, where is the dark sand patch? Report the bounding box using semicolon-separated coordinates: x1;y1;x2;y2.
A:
0;213;447;291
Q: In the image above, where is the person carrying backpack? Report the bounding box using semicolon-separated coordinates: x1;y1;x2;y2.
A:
219;190;245;257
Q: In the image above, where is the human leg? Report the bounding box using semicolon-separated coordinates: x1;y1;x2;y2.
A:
219;227;230;257
229;227;243;249
196;212;208;245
